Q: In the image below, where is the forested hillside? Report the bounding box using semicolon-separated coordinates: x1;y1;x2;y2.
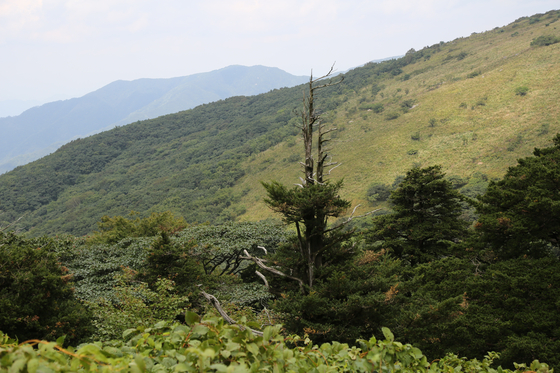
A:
1;10;559;236
0;65;307;174
2;10;560;371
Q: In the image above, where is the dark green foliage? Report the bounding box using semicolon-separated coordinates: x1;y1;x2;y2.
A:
456;51;468;60
368;165;470;265
358;103;384;113
395;256;560;370
262;180;351;288
401;99;415;110
531;35;560;47
0;232;93;345
515;86;530;96
366;183;392;204
272;250;402;345
476;134;560;259
52;235;151;303
385;112;400;120
176;221;288;277
467;71;481;79
139;231;208;309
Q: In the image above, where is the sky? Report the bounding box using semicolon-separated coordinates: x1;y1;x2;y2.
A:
1;0;558;106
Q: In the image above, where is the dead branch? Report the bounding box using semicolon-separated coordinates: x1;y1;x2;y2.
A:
255;270;269;288
199;289;264;337
324;206;382;234
241;249;306;294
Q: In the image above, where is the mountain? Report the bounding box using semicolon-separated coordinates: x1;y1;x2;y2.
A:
0;10;559;236
0;65;308;174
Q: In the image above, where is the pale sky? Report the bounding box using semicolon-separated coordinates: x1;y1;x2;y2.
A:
1;0;558;103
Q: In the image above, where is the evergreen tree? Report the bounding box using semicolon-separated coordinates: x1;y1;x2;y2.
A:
476;134;560;259
260;67;350;289
368;165;469;265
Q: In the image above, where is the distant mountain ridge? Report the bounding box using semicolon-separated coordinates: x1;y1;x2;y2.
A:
1;9;559;236
0;65;308;173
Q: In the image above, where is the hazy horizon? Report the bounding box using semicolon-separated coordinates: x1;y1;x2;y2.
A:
1;0;557;105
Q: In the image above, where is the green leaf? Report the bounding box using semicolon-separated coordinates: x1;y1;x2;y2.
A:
185;311;200;326
55;335;66;347
382;327;394;342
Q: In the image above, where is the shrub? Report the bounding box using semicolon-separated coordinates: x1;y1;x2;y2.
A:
429;118;437;127
385;112;400;120
531;35;560;46
87;268;189;341
366;183;392;203
515;86;529;96
401;99;415;111
467;71;481;79
407;149;418;155
411;132;421;141
456;51;468;60
0;232;93;345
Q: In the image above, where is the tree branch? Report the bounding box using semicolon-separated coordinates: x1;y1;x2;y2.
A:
241;249;306;294
255;270;269;288
324;206;382;234
199;289;264;337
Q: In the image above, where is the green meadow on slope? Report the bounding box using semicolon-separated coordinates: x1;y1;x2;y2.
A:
0;10;559;235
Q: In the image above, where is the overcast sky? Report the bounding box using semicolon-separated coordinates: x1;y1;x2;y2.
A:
1;0;558;104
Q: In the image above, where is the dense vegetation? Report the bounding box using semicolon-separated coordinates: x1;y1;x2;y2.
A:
2;10;559;235
1;9;560;373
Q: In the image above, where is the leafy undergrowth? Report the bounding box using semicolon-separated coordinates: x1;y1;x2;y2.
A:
0;314;551;372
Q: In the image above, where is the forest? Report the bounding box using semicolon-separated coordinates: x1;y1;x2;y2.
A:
2;9;560;372
3;70;560;372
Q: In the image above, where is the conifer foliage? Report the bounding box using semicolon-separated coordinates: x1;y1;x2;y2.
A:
261;67;350;289
369;165;469;265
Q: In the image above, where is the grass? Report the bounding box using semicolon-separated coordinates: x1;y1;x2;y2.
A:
235;10;560;221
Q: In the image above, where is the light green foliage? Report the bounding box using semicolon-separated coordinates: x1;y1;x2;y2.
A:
87;269;189;341
88;211;187;244
54;235;153;302
0;318;551;372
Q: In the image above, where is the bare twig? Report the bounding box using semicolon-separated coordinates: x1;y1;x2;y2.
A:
324;206;382;234
241;249;306;294
255;270;269;288
199;289;264;337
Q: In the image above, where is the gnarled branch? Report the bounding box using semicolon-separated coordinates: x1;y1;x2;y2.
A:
241;249;306;294
199;289;264;337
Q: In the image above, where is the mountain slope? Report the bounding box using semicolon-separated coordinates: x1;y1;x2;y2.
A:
0;65;308;174
0;10;559;236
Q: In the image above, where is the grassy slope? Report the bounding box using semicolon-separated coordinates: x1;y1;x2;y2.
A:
0;11;558;235
237;11;560;221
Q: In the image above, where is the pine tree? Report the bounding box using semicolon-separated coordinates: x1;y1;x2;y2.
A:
260;67;351;289
368;165;469;265
476;134;560;259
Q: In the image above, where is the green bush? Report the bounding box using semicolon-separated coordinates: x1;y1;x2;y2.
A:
385;112;400;120
467;71;481;79
0;232;93;345
531;35;560;46
366;183;392;203
515;86;529;96
87;269;189;341
0;318;551;372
